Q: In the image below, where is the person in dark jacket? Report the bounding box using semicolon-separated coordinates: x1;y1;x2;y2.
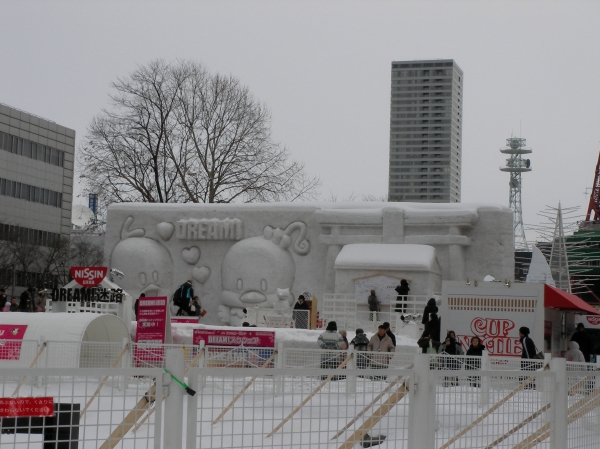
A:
439;336;461;386
134;293;146;320
351;328;370;369
395;279;410;313
421;298;438;325
519;326;539;389
293;295;310;329
174;280;194;316
466;336;485;387
9;297;18;312
368;290;380;321
423;312;441;343
382;322;396;347
19;290;31;312
571;323;593;363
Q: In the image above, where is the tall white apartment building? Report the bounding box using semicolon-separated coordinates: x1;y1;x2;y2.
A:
388;59;463;203
0;103;75;289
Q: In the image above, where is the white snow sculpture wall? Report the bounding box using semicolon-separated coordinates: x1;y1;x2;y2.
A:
105;202;514;326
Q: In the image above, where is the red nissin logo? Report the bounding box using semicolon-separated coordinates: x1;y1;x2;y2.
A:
585;316;600;326
70;266;108;287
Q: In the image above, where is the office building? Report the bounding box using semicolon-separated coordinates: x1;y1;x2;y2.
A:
0;102;75;289
388;59;463;202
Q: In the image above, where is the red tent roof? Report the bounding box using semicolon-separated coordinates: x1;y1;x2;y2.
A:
544;285;600;315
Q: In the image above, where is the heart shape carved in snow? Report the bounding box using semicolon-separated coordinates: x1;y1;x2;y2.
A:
182;247;201;265
156;222;175;241
192;266;211;284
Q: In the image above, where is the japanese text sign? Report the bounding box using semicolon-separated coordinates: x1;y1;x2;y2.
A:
0;397;54;417
193;329;275;348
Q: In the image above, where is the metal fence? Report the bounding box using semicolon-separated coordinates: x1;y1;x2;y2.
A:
4;347;600;448
0;367;163;449
321;294;433;333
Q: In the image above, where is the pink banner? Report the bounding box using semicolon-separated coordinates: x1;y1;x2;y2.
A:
193;329;275;348
135;297;168;366
0;325;28;360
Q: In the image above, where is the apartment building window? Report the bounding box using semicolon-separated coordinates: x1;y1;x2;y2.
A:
0;178;62;208
0;131;65;168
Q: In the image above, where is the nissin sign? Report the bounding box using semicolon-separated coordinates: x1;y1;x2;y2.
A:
70;266;108;287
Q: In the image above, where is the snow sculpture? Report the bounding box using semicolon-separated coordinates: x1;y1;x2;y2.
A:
218;222;310;325
110;217;174;302
275;288;292;310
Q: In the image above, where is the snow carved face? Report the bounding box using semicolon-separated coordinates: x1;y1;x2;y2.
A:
110;238;174;300
220;237;295;311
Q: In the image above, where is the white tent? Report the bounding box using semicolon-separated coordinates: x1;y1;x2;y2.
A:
0;313;130;368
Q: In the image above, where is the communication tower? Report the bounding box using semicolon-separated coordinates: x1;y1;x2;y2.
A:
500;137;532;251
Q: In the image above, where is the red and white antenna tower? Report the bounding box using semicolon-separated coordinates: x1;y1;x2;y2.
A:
585;151;600;221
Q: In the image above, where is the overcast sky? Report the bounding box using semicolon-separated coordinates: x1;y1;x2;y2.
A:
2;1;599;241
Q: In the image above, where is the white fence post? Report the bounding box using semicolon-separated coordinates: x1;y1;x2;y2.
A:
481;351;490;406
408;353;434;449
346;347;356;394
164;348;185;449
118;337;128;390
186;368;199;449
550;358;566;449
275;342;284;396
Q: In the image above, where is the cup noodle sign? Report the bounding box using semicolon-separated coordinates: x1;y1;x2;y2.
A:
456;317;523;357
576;315;600;328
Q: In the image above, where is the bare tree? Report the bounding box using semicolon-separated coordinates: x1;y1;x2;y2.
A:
9;230;40;289
70;232;104;267
0;239;14;289
79;59;320;206
37;236;71;287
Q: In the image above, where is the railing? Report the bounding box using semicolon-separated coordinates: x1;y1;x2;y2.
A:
3;350;600;448
321;294;435;332
46;299;120;316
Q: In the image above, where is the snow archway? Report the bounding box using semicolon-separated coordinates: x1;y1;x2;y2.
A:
0;313;130;368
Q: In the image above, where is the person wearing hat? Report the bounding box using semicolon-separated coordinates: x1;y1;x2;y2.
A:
2;301;10;312
293;295;310;329
571;323;593;363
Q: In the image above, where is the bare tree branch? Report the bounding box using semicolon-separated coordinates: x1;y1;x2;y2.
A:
78;59;320;207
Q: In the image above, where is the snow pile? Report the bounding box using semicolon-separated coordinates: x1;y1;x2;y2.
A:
335;244;437;271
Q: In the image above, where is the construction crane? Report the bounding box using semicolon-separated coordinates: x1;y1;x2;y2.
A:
585;151;600;222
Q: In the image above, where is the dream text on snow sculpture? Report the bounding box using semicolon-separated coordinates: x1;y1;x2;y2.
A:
218;222;310;326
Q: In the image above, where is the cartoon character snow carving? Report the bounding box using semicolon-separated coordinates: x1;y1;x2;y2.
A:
110;217;174;309
218;222;310;326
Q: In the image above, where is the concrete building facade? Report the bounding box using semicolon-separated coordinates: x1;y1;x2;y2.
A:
388;59;463;203
0;103;75;288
